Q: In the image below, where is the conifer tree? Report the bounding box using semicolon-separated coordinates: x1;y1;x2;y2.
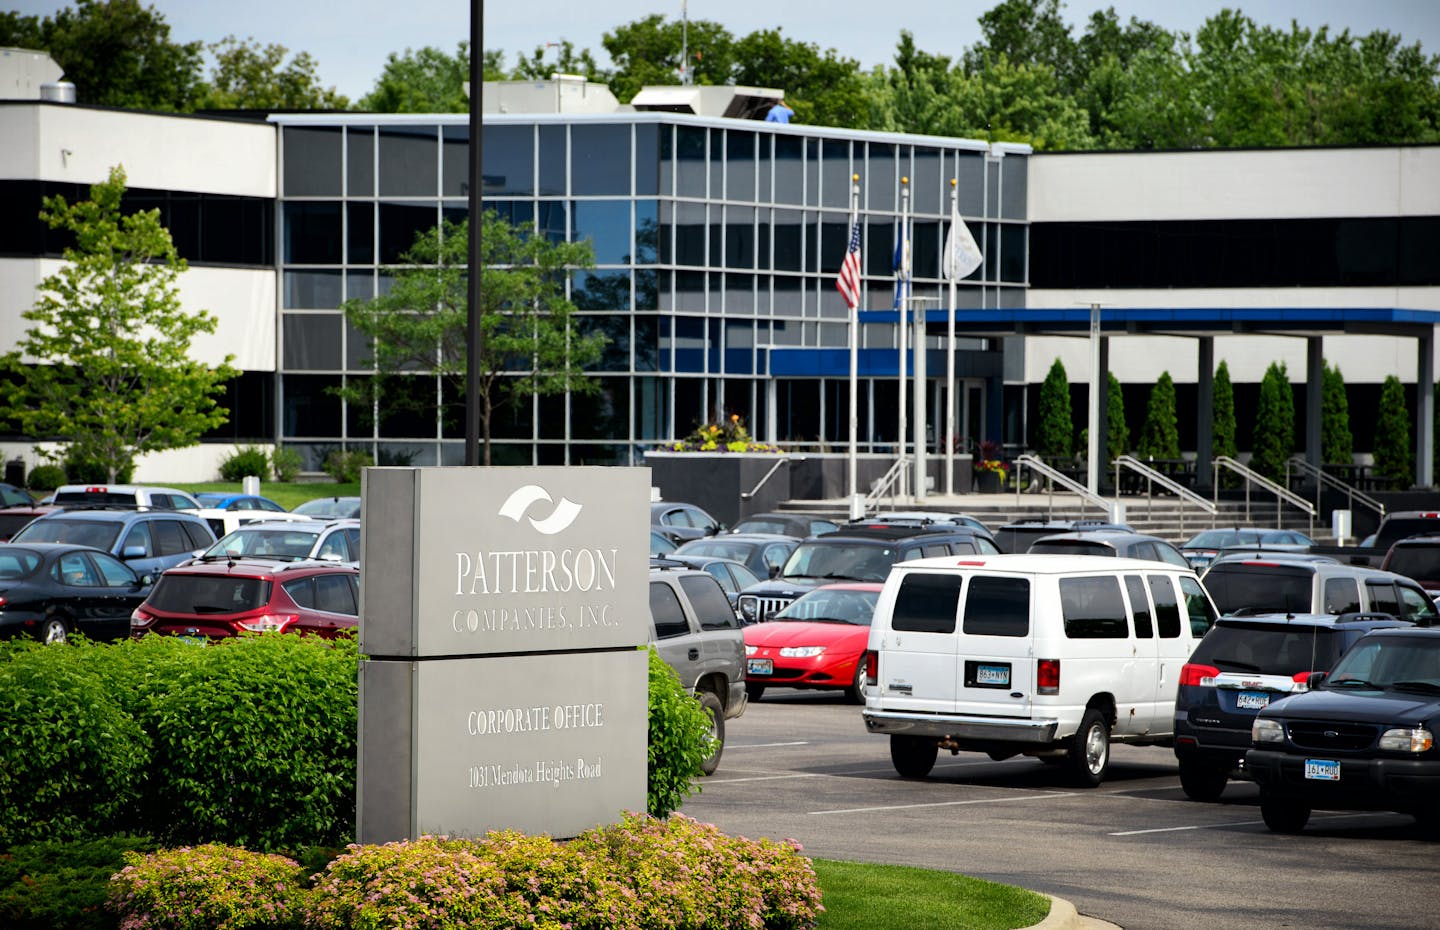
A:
1250;362;1294;481
1137;371;1180;461
1373;375;1412;486
1321;361;1354;466
1106;372;1128;465
1211;361;1239;487
1036;358;1073;458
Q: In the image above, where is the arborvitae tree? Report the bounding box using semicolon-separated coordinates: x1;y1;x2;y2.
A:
1373;375;1412;486
1250;361;1295;481
1036;358;1073;458
1321;361;1354;466
1211;361;1239;488
1136;371;1180;461
1106;371;1128;465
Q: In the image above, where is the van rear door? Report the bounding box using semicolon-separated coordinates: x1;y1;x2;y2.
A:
874;570;964;712
952;573;1034;718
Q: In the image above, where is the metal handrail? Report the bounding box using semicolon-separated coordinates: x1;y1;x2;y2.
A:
739;455;802;501
1013;454;1115;521
863;455;910;515
1113;455;1218;539
1212;456;1316;536
1284;456;1385;525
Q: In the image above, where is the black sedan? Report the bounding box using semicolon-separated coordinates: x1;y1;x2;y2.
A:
1246;627;1440;835
0;543;153;644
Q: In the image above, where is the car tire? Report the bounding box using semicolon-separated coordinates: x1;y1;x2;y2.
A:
697;691;725;776
1178;759;1229;802
745;682;766;702
846;654;868;704
890;734;937;779
1260;795;1311;834
39;617;68;645
1066;708;1111;788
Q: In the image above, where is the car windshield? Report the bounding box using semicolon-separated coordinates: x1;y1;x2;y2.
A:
1191;624;1339;675
781;543;895;582
146;574;270;614
1186;530;1259;549
205;528;320;560
677;541;755;562
12;518;121;551
773;589;880;625
731;520;791;535
1326;637;1440;690
1203;564;1314;615
293;498;359;518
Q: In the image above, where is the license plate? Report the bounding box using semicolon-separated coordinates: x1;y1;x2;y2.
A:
747;658;773;676
1304;759;1340;781
976;664;1010;687
1236;691;1270;710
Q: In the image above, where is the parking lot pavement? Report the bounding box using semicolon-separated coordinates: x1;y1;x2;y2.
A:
681;691;1437;930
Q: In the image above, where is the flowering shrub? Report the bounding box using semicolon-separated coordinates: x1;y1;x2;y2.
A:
975;438;1008;478
975;458;1008;476
663;414;784;453
107;844;307;930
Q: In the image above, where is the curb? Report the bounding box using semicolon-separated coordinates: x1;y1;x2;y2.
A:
1029;895;1123;930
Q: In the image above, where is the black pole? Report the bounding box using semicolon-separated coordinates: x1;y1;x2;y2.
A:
465;0;484;465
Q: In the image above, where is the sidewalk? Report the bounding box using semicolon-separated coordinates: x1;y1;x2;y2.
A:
1034;896;1123;930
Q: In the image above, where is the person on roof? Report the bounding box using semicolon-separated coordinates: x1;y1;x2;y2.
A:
765;97;794;124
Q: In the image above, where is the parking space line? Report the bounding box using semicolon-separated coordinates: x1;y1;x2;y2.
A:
730;741;810;749
811;792;1077;815
1108;812;1377;836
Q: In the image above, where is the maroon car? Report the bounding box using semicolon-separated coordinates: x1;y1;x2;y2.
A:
130;558;359;640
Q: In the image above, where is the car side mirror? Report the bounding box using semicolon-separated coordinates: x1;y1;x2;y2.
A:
768;564;781;579
121;545;146;560
1306;671;1327;688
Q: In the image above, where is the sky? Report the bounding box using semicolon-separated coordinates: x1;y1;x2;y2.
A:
7;0;1440;102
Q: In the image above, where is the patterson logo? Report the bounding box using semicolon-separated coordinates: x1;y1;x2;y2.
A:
498;485;583;535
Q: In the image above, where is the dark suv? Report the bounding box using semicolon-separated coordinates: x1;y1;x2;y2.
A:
992;518;1133;554
736;523;998;624
1246;627;1440;835
1380;534;1440;599
1173;612;1412;801
1029;530;1190;567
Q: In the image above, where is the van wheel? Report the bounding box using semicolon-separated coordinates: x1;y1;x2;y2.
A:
1066;709;1110;787
697;691;725;776
846;655;868;704
890;735;937;779
1178;760;1229;802
1260;795;1310;834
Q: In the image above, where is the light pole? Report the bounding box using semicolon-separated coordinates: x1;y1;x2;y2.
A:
909;296;940;502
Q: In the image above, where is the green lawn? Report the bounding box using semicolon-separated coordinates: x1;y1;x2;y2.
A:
813;859;1052;930
172;481;360;511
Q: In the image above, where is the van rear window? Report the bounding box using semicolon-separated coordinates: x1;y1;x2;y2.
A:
962;576;1030;637
1060;576;1128;638
892;573;962;633
1203;564;1313;615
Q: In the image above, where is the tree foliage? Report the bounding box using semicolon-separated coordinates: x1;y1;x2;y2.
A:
1035;358;1072;458
1321;361;1354;466
1250;362;1295;481
338;211;605;465
1211;360;1238;486
198;35;349;110
510;39;604;82
359;42;473;113
0;167;236;482
1105;372;1128;464
1136;371;1180;461
1373;375;1413;486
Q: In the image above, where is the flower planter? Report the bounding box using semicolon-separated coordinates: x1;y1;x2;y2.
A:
974;470;1004;493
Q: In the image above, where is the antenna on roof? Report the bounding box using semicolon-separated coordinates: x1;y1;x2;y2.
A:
679;1;692;85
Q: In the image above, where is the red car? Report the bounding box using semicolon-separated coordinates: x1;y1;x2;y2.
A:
130;558;359;640
743;582;882;704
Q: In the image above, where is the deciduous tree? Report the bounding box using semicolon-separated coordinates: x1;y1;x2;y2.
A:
198;35;348;110
359;42;475;113
0;166;237;482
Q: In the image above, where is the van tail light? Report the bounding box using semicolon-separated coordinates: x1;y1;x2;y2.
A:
865;650;878;688
1180;663;1220;687
1037;658;1060;695
238;613;299;633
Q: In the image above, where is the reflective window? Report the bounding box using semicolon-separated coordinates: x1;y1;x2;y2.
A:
676;126;707;198
346;203;374;264
573;271;630;312
649;581;689;639
773;134;803;205
283;271;342;309
441;125;469;197
379;126;438;197
821;139;852;209
1001;155;1028;219
283;375;343;437
1060;576;1128;639
537;124;565;196
283;127;342;196
572;200;631;264
963;576;1030;636
283;314;344;370
572;124;631;195
726;130;756;202
635;200;658;264
725;205;754;269
283;202;342;264
379;202;438;263
867;143;896;213
635;123;660;196
346;127;374;196
892;572;961;634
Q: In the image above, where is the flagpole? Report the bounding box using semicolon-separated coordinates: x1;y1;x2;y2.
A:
847;174;860;510
945;179;957;496
897;178;909;498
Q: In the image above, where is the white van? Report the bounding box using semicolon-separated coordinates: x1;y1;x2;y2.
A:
863;554;1218;786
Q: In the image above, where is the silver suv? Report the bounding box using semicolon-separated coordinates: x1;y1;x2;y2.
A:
649;562;747;775
1202;552;1438;625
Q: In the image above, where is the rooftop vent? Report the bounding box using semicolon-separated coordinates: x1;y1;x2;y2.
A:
0;47;65;101
630;85;782;120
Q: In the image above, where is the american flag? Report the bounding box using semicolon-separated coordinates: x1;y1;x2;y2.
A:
835;220;862;310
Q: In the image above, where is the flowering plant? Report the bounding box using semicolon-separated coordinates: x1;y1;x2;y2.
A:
663;414;784;453
976;438;1008;476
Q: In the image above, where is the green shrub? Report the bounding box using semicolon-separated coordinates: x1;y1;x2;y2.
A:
0;642;150;847
23;463;64;491
1212;361;1239;487
322;449;372;483
1137;371;1180;461
0;834;157;930
63;451;133;484
1105;372;1128;466
269;446;303;482
1321;362;1354;466
107;843;307;930
217;446;270;482
1249;361;1295;481
645;647;714;817
1036;359;1072;458
1374;375;1412;485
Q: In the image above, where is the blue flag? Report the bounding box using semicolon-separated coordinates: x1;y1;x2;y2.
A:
891;229;910;313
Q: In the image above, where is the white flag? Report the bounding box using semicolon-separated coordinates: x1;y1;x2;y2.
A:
942;209;984;281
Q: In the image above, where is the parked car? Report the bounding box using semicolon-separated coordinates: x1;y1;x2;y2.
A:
651;500;725;544
737;524;999;625
199;519;361;566
0;504;60;542
1246;627;1440;835
193;493;288;513
0;482;35;507
864;553;1217;786
648;562;747;775
743;582;882;703
291;496;362;519
195;508;313;541
130;558;360;640
1379;534;1440;597
51;483;201;511
1201;552;1438;626
10;508;216;577
657;554;762;614
672;533;799;582
992;518;1134;554
730;512;836;538
0;542;153;643
864;511;993;537
1029;530;1191;567
1173;611;1413;801
1180;527;1317;572
650;529;678;557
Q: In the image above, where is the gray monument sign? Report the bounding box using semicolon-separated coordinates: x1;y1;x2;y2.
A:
357;466;650;842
